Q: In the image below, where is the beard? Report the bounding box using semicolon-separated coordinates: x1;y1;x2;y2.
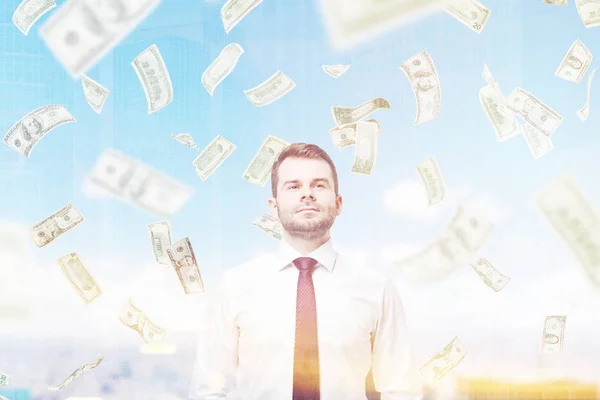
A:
277;203;337;240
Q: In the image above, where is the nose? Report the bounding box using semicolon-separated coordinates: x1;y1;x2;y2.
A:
300;186;316;201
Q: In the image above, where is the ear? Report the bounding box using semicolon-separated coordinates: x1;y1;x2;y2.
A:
335;194;343;216
267;197;279;219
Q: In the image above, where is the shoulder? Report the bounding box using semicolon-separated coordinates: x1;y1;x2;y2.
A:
335;252;389;285
219;252;275;289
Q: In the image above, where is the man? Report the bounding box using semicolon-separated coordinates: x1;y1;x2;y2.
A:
189;143;422;400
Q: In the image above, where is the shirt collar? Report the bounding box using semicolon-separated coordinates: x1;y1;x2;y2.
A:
273;236;337;273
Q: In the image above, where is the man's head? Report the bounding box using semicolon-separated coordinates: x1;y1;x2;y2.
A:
268;143;342;241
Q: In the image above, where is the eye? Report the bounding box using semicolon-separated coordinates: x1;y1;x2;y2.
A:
316;183;325;188
289;185;298;189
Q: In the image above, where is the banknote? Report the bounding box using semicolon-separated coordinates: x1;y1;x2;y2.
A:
394;205;494;282
544;0;567;4
40;0;161;78
47;355;103;390
84;148;194;216
469;257;511;292
505;88;563;137
0;373;7;386
479;64;520;142
331;98;390;126
533;175;600;287
166;237;204;294
575;0;600;27
119;298;166;345
419;336;466;387
416;155;445;205
522;122;553;160
322;64;351;78
351;121;378;175
554;40;592;83
3;104;75;157
316;0;453;50
193;135;237;181
329;119;380;148
30;203;84;248
577;67;598;121
58;253;102;304
244;70;296;107
81;74;109;114
252;214;283;240
12;0;56;35
171;133;199;150
132;44;173;114
148;220;172;265
541;316;567;353
221;0;263;33
202;43;244;95
400;50;441;125
242;135;290;186
443;0;491;33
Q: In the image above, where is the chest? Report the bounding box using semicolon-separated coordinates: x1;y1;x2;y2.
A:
234;275;378;348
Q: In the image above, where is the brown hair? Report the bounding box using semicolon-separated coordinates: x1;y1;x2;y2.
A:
271;143;339;197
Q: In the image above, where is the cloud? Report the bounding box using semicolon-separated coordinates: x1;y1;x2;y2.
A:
381;179;512;224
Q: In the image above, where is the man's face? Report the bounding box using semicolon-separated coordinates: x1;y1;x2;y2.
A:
269;157;342;240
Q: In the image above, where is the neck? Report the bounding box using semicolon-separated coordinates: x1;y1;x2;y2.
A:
282;230;331;255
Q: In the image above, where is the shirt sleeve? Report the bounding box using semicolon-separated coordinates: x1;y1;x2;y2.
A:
371;278;423;400
188;270;239;399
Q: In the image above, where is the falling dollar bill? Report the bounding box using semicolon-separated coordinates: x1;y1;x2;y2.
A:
577;67;598;121
242;134;290;186
505;88;563;137
544;0;567;4
442;0;491;33
148;220;172;265
533;175;600;287
575;0;600;27
81;75;109;114
132;44;173;114
469;257;511;292
331;98;391;126
47;355;103;391
351;121;378;175
541;315;567;354
29;203;83;248
202;43;244;95
193;135;237;181
419;336;466;387
400;50;441;125
244;70;296;107
3;104;75;157
171;133;199;150
317;0;451;50
554;40;592;83
84;148;194;216
252;214;283;240
0;373;7;386
322;64;351;78
40;0;161;78
166;237;204;294
329;119;380;149
522;122;553;159
57;253;102;304
119;298;166;345
479;63;520;142
221;0;263;33
395;205;494;282
417;155;445;205
12;0;56;35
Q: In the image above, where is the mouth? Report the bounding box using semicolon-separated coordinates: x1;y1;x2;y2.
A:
296;208;319;213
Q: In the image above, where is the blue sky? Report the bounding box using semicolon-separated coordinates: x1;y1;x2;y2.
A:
1;0;600;384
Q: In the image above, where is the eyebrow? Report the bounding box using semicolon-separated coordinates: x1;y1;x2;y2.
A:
281;178;331;186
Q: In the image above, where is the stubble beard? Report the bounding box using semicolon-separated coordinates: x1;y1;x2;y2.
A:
278;204;337;240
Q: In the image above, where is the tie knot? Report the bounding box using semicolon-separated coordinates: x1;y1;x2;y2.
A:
293;257;318;271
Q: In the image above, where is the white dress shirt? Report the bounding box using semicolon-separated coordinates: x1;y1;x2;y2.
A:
188;237;422;400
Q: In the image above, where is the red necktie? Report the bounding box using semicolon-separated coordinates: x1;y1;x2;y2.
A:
292;257;320;400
